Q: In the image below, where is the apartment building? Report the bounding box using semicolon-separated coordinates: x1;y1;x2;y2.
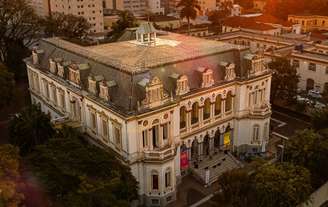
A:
288;14;328;33
50;0;104;33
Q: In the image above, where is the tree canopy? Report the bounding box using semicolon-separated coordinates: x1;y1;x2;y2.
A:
311;108;328;131
254;163;312;207
0;0;41;77
8;104;55;155
177;0;201;34
208;1;233;27
268;57;299;103
42;12;91;39
285;129;328;187
28;127;138;207
0;63;14;109
0;145;24;207
216;169;255;207
110;11;138;41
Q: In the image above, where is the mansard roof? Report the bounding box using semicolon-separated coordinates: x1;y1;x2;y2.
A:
42;32;241;73
28;32;265;117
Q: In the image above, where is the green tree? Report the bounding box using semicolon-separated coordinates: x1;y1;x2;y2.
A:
0;0;41;77
208;1;233;29
110;10;137;41
268;57;299;103
0;145;24;207
285;129;328;187
8;104;55;155
43;12;91;39
216;169;255;207
311;108;328;130
0;63;14;109
28;127;138;207
177;0;201;34
254;163;312;207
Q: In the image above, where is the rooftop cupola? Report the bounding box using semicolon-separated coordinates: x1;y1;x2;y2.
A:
136;22;157;45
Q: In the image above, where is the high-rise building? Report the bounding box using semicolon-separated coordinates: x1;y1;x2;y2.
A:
50;0;104;34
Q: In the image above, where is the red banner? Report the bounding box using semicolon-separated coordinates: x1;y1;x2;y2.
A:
180;151;189;169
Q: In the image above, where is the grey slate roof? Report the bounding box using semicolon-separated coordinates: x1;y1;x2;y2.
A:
32;31;253;116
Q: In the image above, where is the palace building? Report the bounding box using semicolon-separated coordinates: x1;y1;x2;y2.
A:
26;23;272;206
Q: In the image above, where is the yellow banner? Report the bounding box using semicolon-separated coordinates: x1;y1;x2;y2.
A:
224;131;231;146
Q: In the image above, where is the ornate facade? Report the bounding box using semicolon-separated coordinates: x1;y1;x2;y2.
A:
26;24;271;206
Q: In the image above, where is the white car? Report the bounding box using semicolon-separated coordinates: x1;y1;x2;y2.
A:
308;90;322;99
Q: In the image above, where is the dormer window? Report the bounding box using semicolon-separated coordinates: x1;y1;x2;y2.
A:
88;77;97;95
221;62;236;81
32;49;44;65
176;75;190;96
88;75;104;96
49;59;57;74
57;64;65;78
139;76;169;108
244;54;267;76
99;83;109;101
198;67;214;88
68;67;80;85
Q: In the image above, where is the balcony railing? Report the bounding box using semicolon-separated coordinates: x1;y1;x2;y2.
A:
144;146;176;161
250;102;271;116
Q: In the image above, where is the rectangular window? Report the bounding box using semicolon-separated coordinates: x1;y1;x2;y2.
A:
91;112;97;130
152;174;159;190
163;123;168;140
152;125;159;148
102;119;108;139
60;91;65;110
142;130;148;147
253;125;259;142
52;86;57;105
114;126;122;148
165;171;171;187
309;63;316;71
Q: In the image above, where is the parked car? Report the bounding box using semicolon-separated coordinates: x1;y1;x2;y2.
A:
308;90;322;99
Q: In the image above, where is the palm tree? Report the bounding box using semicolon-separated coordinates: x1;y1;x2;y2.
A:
177;0;201;34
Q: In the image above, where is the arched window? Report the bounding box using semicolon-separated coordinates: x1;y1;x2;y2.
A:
191;102;199;125
306;78;314;91
225;92;233;112
215;95;222;115
203;98;211;120
151;170;159;190
180;106;186;129
252;124;260;142
165;168;171;188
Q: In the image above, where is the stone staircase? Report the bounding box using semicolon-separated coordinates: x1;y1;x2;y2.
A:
191;152;242;185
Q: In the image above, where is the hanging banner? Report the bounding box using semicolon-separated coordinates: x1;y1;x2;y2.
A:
224;131;231;146
180;151;189;169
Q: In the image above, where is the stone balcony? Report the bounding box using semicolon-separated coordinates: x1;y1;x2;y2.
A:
249;102;271;116
143;146;176;162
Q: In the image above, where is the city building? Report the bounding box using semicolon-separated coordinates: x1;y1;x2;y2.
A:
104;0;163;15
50;0;105;34
26;23;272;206
222;15;301;36
212;30;328;94
288;14;328;33
28;0;50;17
